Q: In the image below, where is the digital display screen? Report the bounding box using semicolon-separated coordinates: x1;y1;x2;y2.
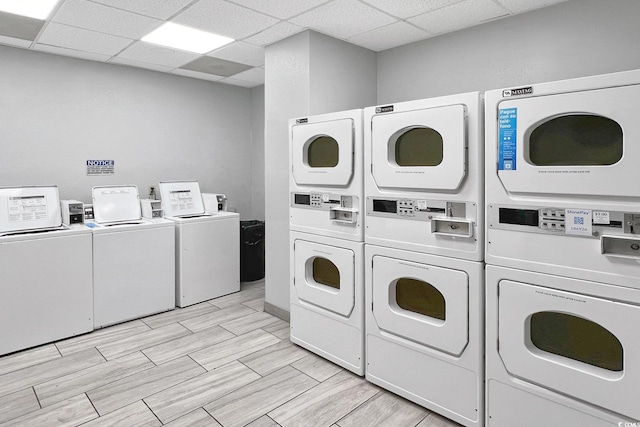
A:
294;194;311;205
373;199;397;214
499;208;539;226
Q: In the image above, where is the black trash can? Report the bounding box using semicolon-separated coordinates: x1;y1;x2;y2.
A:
240;220;265;282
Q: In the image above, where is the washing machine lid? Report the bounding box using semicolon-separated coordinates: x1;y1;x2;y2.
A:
92;185;142;224
158;181;206;217
0;186;63;234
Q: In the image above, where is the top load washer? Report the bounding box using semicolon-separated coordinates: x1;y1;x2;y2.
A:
159;181;239;307
0;186;93;355
485;69;640;285
364;92;483;261
289;109;364;242
90;185;175;328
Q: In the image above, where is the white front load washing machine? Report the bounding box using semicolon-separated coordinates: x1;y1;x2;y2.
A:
290;231;364;374
0;186;93;355
365;244;484;426
159;181;239;308
289;109;364;242
484;70;640;426
486;265;640;426
364;92;483;261
90;185;175;329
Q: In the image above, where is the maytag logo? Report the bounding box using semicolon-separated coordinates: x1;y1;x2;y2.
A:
296;118;308;124
503;86;533;97
375;105;394;114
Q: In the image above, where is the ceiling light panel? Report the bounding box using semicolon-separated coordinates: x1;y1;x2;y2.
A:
0;0;59;20
142;22;234;54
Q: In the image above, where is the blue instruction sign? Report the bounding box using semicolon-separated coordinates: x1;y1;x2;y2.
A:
498;108;517;170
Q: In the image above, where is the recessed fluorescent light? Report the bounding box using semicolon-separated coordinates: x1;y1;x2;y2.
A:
0;0;59;20
142;23;234;54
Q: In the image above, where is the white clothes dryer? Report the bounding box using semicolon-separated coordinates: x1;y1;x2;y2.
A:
90;185;175;329
364;92;483;261
485;69;640;276
0;186;93;356
289;109;364;242
486;265;640;426
159;181;239;308
290;231;364;375
365;244;484;427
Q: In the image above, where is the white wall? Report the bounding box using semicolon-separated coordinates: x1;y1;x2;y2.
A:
0;45;256;219
264;31;377;314
250;85;265;220
377;0;640;103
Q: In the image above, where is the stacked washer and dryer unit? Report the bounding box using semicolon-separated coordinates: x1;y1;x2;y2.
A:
484;71;640;426
289;110;366;375
364;93;485;427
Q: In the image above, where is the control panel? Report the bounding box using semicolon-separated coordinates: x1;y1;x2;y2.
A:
489;205;640;259
292;192;359;224
367;197;476;238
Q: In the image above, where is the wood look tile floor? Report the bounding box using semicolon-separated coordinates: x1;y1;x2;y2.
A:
0;281;462;427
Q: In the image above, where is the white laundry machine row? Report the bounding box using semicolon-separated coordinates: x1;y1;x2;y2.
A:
364;92;484;261
159;181;239;308
289;109;364;242
365;244;484;427
90;185;175;329
484;70;640;425
486;265;640;426
0;186;93;356
290;231;364;375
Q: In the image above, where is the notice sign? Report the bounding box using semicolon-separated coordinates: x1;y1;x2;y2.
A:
87;160;115;175
498;108;517;171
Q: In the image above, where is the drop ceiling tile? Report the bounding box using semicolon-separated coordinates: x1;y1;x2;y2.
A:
0;34;32;48
172;68;225;82
173;0;280;40
33;43;112;61
116;41;200;67
110;57;175;72
230;66;264;83
208;41;264;66
218;76;261;88
226;0;331;19
242;21;304;47
408;0;507;35
180;55;253;77
52;0;162;39
290;0;397;40
348;21;432;51
38;22;133;56
495;0;569;13
0;11;44;42
89;0;194;20
359;0;465;19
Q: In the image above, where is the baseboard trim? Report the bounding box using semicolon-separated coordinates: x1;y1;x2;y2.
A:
264;301;290;322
